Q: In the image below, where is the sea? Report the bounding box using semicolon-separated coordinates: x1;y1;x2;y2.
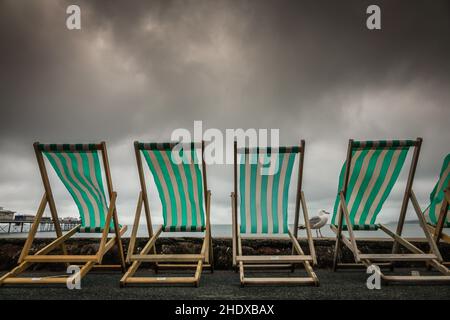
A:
0;222;430;239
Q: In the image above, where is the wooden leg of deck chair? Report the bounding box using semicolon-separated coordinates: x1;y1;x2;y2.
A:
120;226;162;287
289;231;319;286
332;202;344;271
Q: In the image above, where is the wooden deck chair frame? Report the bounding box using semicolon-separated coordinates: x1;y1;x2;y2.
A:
231;140;318;286
120;141;212;287
427;183;450;267
332;138;450;283
0;142;127;286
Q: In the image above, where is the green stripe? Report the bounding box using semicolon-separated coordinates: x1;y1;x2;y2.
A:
282;153;296;233
142;150;170;227
332;145;410;228
68;152;104;218
271;154;283;233
166;150;188;231
192;150;205;228
55;152;97;228
142;148;206;231
239;153;247;233
359;150;395;224
249;153;258;233
45;153;95;227
183;149;198;229
260;154;269;233
154;151;178;228
427;154;450;226
349;149;382;224
369;149;408;224
90;151;109;227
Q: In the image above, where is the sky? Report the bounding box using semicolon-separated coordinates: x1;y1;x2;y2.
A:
0;0;449;226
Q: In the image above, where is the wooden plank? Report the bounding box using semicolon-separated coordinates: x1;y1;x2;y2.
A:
237;255;312;264
381;275;450;282
379;224;424;254
29;225;81;258
231;192;237;267
332;139;354;271
24;255;99;263
126;192;143;263
97;192;116;260
100;142;126;271
410;190;443;261
155;264;212;269
392;137;421;255
292;140;305;239
33;142;67;255
18;194;48;263
300;191;317;265
359;253;437;261
339;192;360;262
242;277;316;285
124;277;197;284
130;254;204;263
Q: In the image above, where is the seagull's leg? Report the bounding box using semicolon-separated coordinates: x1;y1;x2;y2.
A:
319;229;323;238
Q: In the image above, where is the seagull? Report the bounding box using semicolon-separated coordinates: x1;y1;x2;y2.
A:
298;209;330;238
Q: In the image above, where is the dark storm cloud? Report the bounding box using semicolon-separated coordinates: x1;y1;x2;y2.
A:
0;0;449;223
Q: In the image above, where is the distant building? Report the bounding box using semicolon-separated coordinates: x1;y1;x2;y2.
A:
14;214;35;222
0;207;15;221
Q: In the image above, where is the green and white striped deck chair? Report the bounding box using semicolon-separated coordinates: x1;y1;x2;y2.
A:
331;139;450;283
232;141;318;286
0;142;127;287
424;154;450;246
121;141;212;287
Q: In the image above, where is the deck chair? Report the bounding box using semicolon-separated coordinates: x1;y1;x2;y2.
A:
232;140;318;286
424;154;450;265
0;142;127;286
331;138;450;283
120;141;212;287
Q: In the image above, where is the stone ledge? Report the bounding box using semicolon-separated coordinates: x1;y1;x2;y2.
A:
0;238;448;270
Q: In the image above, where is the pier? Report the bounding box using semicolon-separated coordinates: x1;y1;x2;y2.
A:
0;219;80;234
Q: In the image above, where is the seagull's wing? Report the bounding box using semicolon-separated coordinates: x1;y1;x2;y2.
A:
309;216;322;227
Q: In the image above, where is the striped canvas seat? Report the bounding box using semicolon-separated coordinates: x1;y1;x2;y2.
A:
424;154;450;228
238;147;299;234
40;144;112;233
331;140;415;230
139;142;206;232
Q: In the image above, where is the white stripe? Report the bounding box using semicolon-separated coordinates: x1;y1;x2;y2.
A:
365;150;402;224
189;153;203;229
86;153;109;214
353;149;388;224
60;153;101;227
76;153;108;218
244;153;252;233
161;152;182;228
176;159;192;228
347;149;376;218
255;154;262;233
266;162;275;233
276;154;289;233
148;151;173;228
46;153;91;227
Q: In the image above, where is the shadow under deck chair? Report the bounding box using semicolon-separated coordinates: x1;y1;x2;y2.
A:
0;142;127;286
331;138;450;283
121;142;212;287
232;141;318;286
424;154;450;266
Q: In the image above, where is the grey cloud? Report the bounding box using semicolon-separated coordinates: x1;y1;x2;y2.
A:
0;0;449;224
